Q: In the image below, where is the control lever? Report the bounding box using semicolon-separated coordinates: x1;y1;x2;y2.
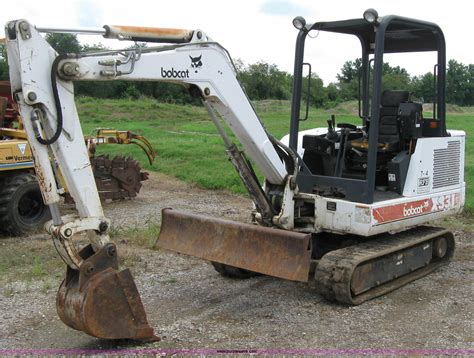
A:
326;114;338;141
334;128;350;177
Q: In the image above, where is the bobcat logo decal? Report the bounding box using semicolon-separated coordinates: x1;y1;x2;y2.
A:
190;55;203;71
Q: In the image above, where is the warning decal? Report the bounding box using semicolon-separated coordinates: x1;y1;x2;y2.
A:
17;143;27;155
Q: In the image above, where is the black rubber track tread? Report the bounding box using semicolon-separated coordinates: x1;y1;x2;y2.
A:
0;172;50;236
211;262;260;279
314;226;454;305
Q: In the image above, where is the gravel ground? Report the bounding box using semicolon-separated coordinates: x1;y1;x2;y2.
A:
0;172;473;352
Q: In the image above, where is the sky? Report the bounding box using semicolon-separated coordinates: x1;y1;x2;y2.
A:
2;0;473;84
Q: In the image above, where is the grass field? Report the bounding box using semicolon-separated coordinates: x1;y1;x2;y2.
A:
77;97;474;214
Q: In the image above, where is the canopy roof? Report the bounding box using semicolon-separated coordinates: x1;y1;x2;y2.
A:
310;16;443;53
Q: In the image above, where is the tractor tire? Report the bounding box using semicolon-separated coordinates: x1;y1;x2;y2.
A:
0;173;51;236
211;262;260;279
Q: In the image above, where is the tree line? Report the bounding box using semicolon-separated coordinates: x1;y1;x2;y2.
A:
0;34;472;106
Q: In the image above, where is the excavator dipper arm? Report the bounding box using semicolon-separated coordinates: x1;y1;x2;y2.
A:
7;21;160;340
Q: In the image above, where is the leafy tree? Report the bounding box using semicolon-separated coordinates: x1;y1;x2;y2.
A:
381;64;412;92
337;58;362;83
326;83;339;102
412;73;435;103
45;33;81;54
338;79;360;101
233;58;246;73
239;61;292;100
467;65;474;106
81;43;107;52
0;44;9;80
0;31;473;107
336;59;414;101
304;73;325;107
447;60;471;105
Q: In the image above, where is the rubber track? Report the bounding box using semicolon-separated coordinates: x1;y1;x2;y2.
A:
314;226;454;305
211;262;259;279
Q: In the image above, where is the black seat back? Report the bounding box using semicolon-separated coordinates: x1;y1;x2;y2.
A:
378;90;409;144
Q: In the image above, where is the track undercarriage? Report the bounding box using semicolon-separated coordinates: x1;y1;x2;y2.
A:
312;226;454;304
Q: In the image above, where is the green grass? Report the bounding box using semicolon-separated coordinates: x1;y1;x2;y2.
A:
0;223;161;290
76;97;474;213
0;239;63;287
109;223;161;250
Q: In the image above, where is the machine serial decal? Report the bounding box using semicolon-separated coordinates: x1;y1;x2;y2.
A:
372;192;461;225
417;176;430;194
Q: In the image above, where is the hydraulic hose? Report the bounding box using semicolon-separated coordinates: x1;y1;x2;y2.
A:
34;53;69;145
269;135;298;177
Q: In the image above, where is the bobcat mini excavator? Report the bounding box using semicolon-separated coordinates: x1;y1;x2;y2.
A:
5;9;465;341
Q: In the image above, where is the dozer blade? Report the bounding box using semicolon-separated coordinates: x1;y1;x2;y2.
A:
156;208;312;282
56;243;158;341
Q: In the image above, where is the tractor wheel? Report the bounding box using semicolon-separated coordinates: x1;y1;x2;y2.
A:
0;173;51;236
211;262;260;279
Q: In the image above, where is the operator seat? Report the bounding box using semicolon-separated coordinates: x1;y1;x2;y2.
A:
345;90;409;178
378;90;409;148
350;89;409;153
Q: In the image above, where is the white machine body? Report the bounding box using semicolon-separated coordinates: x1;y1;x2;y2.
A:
285;130;465;236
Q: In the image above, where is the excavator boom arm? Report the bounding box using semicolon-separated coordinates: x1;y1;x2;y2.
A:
56;37;288;184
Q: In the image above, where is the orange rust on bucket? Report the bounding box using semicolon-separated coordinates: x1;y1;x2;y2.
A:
156;208;312;282
56;243;158;341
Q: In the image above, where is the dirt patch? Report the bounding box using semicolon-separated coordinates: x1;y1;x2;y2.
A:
0;172;473;351
99;172;253;231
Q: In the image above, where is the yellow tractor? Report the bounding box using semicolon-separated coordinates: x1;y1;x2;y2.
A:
0;81;156;235
0;81;46;235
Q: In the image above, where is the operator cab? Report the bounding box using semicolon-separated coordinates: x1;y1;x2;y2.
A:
289;10;447;204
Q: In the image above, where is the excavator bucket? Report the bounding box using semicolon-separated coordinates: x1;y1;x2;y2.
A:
56;243;158;341
156;208;312;282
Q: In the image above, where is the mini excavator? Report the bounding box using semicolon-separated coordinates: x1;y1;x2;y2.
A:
4;9;464;340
